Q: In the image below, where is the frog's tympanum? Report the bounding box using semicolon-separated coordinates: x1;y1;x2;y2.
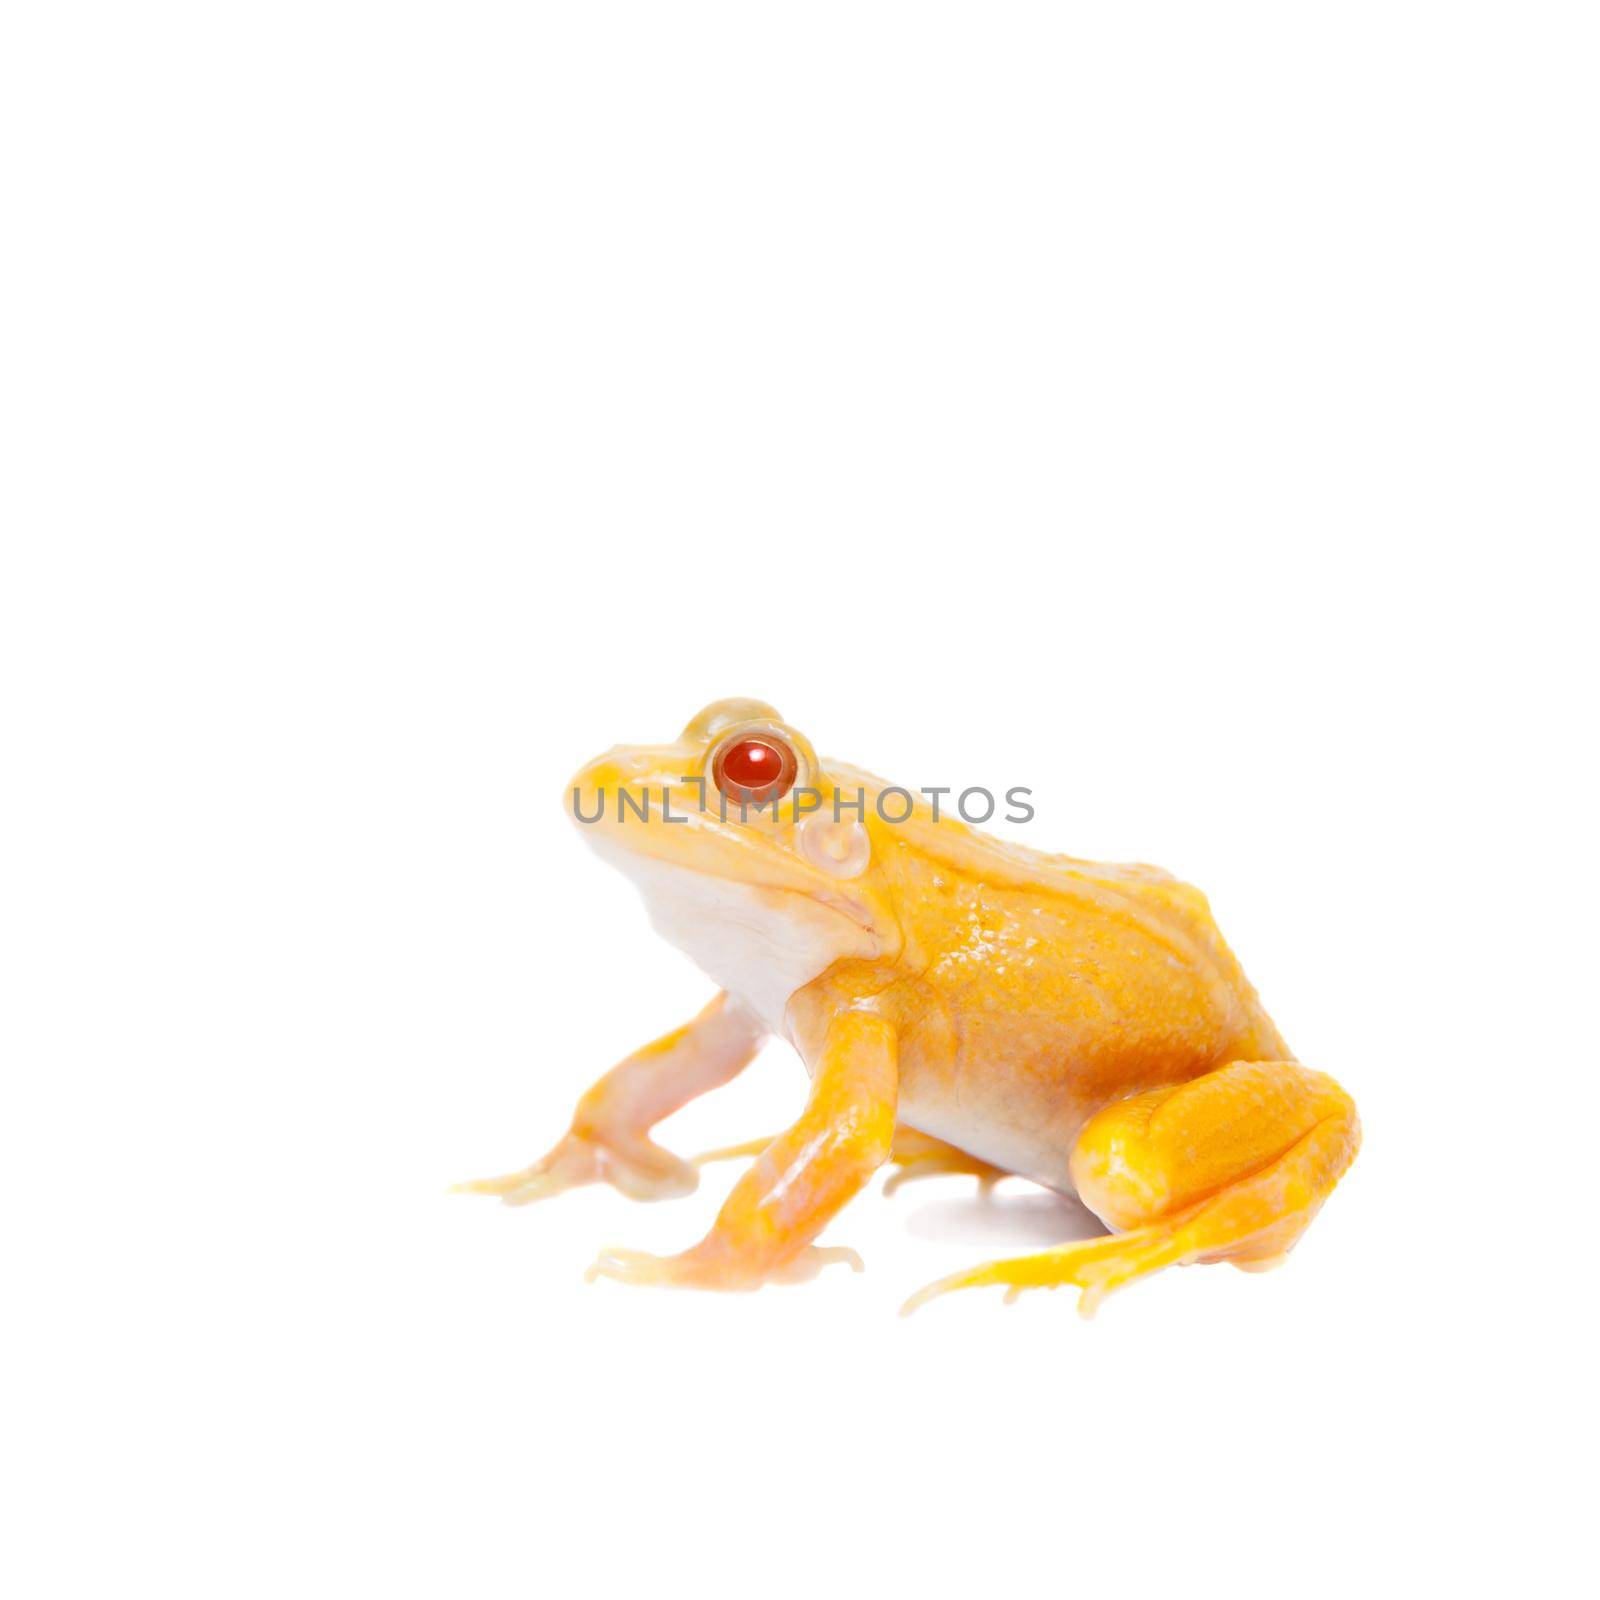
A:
462;699;1361;1315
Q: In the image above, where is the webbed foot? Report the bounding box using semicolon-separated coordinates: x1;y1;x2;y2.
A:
454;1129;697;1206
585;1241;863;1291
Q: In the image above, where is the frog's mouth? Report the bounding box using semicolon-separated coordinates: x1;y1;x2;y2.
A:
569;745;884;921
578;810;882;937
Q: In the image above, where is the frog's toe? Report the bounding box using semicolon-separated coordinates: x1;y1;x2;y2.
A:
900;1228;1183;1319
584;1245;745;1290
451;1135;598;1205
899;1259;1090;1318
881;1130;1007;1196
585;1241;863;1291
690;1135;775;1168
594;1143;699;1202
882;1155;1003;1197
764;1244;864;1284
452;1168;571;1206
900;1261;1017;1317
453;1131;697;1207
584;1246;677;1287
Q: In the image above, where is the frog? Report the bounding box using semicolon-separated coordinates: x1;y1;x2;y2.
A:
460;698;1361;1315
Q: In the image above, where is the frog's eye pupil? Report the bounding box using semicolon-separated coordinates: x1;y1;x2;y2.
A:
721;740;779;787
713;736;798;804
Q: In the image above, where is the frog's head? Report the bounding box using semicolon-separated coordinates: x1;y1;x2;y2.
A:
566;698;899;1029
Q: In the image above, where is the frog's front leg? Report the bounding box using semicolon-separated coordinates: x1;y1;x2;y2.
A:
588;1010;898;1290
456;992;765;1205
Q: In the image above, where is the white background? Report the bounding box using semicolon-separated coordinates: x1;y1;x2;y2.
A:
4;5;1596;1596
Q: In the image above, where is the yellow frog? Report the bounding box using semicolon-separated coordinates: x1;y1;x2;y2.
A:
461;698;1360;1315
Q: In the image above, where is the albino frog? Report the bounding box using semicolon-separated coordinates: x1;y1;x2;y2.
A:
461;698;1360;1315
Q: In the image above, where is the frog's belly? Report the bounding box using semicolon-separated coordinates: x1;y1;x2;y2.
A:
892;958;1271;1192
895;1045;1217;1196
896;1081;1087;1194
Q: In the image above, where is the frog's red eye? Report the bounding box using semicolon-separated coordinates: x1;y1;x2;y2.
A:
712;734;798;806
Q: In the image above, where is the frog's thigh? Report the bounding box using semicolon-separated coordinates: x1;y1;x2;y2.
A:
903;1061;1360;1316
1072;1060;1360;1246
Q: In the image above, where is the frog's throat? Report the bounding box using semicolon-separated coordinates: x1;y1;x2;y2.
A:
586;842;882;1036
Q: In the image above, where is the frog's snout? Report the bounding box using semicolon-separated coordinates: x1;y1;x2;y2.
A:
565;749;618;826
565;745;676;830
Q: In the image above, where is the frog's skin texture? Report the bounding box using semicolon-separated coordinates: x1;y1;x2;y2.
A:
461;699;1361;1315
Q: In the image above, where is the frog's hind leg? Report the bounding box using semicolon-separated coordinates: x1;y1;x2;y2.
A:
691;1134;774;1168
696;1125;1006;1195
881;1128;1009;1195
901;1060;1360;1317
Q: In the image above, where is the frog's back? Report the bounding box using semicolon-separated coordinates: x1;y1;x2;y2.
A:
870;811;1289;1188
